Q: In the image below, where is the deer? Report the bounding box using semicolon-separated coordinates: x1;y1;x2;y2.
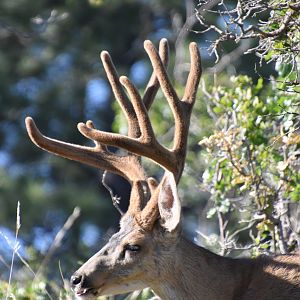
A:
25;39;300;300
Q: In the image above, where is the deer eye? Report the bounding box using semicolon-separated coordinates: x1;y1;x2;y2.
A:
124;244;141;252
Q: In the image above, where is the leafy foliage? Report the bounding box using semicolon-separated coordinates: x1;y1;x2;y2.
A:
200;72;300;255
0;279;154;300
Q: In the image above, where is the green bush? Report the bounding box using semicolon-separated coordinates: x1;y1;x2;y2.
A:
200;73;300;256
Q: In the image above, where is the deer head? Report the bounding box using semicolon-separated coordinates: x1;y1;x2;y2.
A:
25;39;201;299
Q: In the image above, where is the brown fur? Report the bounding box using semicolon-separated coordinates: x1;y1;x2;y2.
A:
70;213;300;300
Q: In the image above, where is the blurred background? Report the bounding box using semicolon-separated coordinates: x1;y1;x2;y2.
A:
0;0;286;298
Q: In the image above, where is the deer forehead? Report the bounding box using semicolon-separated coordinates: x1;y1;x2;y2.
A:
110;213;168;249
108;214;148;245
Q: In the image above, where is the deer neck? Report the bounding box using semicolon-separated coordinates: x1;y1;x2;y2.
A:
151;237;254;300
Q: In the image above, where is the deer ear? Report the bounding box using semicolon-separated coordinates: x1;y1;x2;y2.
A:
158;171;181;232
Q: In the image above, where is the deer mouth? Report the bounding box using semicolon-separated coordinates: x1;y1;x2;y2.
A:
74;286;101;299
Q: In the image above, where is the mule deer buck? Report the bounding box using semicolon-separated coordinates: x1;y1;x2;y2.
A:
25;39;300;300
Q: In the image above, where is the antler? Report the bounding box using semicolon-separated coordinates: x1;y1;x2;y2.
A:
25;39;169;183
78;40;201;182
25;39;202;228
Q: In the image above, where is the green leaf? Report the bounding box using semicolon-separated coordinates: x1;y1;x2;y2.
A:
213;106;224;114
207;207;217;219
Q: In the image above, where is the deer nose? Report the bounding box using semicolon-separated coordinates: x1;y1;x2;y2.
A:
70;274;82;286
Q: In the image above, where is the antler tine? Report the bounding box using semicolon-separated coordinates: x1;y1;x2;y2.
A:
173;42;201;154
119;76;155;140
182;42;202;105
100;51;139;139
143;38;169;110
144;40;180;114
25;117;147;182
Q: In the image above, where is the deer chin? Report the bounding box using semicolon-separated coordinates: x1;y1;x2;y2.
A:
74;288;100;300
79;280;147;299
110;280;148;295
73;284;103;300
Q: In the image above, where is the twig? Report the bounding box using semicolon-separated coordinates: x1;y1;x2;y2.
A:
196;0;300;79
58;260;73;300
217;211;228;255
0;232;35;276
5;201;21;300
102;171;124;215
